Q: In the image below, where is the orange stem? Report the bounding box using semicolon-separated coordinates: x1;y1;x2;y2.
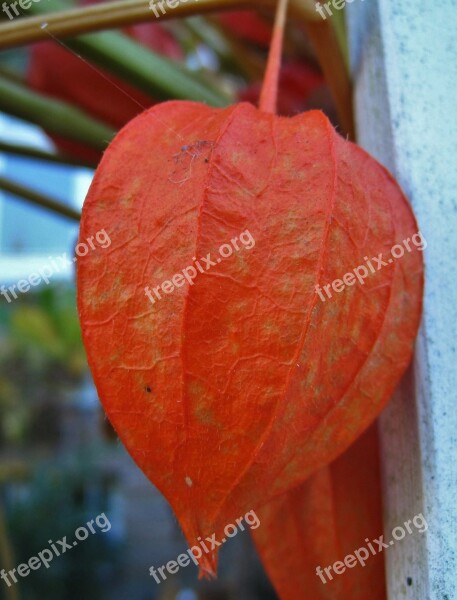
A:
259;0;290;114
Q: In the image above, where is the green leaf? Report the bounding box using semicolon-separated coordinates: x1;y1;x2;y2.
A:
67;31;233;107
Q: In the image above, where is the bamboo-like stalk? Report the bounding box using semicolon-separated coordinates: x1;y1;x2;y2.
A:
0;0;318;50
0;176;81;222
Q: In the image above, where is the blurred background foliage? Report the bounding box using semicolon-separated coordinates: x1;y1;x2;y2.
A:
0;286;86;448
5;463;120;600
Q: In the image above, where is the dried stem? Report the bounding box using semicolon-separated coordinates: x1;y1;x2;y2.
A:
0;0;318;50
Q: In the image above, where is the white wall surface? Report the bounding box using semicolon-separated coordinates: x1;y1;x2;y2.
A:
347;1;457;598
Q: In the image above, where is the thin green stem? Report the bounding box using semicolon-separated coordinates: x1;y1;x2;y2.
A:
0;176;81;222
0;142;96;169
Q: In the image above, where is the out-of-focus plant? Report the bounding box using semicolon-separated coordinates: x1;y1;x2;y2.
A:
0;285;87;447
6;286;86;379
4;460;120;600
